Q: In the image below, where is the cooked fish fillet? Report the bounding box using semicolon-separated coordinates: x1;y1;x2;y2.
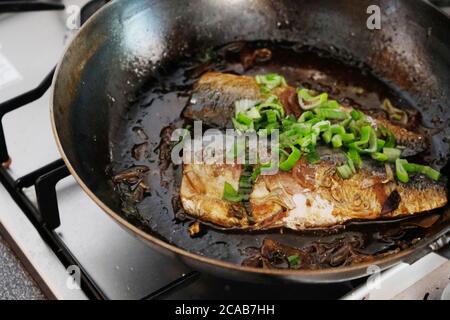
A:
180;148;447;230
183;72;427;156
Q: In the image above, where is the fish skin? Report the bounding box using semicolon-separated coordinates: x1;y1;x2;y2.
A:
183;72;427;156
180;163;286;229
182;72;260;129
180;148;447;230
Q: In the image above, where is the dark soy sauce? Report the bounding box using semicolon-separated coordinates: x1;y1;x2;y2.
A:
109;42;449;270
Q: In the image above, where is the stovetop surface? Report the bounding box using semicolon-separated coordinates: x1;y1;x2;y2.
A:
0;0;449;300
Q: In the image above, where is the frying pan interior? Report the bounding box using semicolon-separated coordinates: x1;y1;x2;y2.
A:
52;0;450;282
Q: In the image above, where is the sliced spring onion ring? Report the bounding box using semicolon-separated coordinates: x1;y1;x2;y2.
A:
330;125;346;136
288;255;300;266
236;112;253;126
381;98;408;125
350;109;364;121
331;134;343;148
265;109;278;123
341;133;356;143
404;163;441;181
383;148;401;162
298;111;315;123
377;139;386;152
255;73;287;90
371;152;389;162
297;89;328;110
235;99;258;115
322;129;332;144
222;182;242;202
337;164;353;179
347;148;362;169
279;146;302;172
315;108;349;120
396;159;409;184
379;126;396;148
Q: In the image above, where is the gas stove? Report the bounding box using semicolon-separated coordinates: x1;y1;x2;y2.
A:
0;0;449;300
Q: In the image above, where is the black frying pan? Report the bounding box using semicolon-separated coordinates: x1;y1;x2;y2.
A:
51;0;450;283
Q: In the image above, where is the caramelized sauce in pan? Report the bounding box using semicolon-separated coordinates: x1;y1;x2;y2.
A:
109;42;449;270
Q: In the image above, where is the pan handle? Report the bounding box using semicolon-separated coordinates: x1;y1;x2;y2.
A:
0;1;65;13
433;234;450;260
404;232;450;264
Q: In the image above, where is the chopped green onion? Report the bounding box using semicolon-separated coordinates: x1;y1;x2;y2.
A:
322;129;332;144
354;126;372;146
307;150;321;164
364;130;379;154
396;159;409;184
377;139;386;152
235;99;258;115
298;111;315;123
232;118;252;132
236;112;253;126
315;108;349;120
297;135;312;149
349;127;378;154
282;115;296;128
346;155;356;174
404;163;441;181
255;74;287;90
279;146;302;172
257;100;285;118
246;107;261;120
379;126;396;148
383;148;401;162
347;148;362;169
348;120;360;136
371;152;389;162
340;117;353;129
331;134;343;148
320;100;340;109
264;122;280;134
288;255;300;266
330;125;346;136
381;99;408;125
337;164;353;179
306;118;323;126
419;166;441;181
222;182;242;202
265;109;278;123
297;89;328;110
341;133;356;143
292;123;312;136
287;255;300;266
350;109;364;121
251;167;261;182
312;120;331;133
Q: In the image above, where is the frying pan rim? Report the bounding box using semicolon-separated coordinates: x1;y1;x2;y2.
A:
49;0;442;282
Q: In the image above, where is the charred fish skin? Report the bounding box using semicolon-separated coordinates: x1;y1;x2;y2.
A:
183;72;427;156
